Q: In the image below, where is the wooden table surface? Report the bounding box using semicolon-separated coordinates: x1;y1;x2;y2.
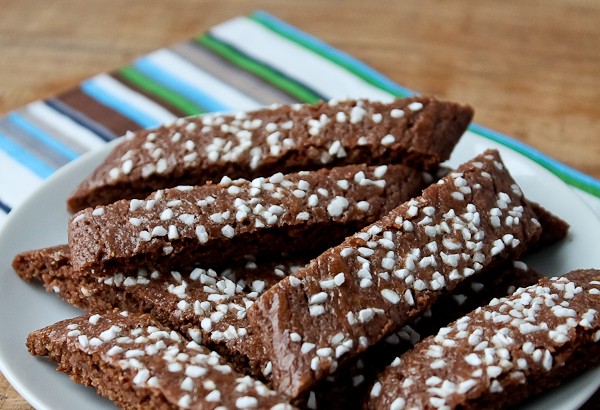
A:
0;0;598;408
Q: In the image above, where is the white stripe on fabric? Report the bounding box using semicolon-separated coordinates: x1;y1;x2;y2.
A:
0;210;7;227
88;74;177;125
0;149;43;209
144;49;263;111
211;17;395;102
26;101;105;152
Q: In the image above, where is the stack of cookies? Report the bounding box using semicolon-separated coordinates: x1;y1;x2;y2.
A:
13;97;600;410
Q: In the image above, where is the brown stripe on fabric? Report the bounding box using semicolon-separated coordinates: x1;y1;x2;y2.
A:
111;72;188;119
173;41;297;106
57;87;141;136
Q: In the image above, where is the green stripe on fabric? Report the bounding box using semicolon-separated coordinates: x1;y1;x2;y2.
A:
558;172;600;198
249;13;411;99
196;34;321;104
118;66;206;116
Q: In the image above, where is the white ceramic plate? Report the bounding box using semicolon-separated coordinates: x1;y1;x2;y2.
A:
0;131;599;410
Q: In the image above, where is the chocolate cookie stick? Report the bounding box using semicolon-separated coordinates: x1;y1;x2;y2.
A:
27;311;295;410
67;164;428;277
68;97;473;212
248;150;543;399
366;269;600;410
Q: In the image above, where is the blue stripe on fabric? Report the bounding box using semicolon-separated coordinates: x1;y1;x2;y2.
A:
7;113;79;161
251;10;417;98
80;80;160;129
133;58;230;113
0;132;54;178
45;99;117;142
0;198;10;214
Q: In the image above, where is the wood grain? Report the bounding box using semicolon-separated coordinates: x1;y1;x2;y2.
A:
1;0;598;408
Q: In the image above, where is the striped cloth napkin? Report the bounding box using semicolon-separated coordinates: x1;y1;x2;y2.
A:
0;10;599;228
